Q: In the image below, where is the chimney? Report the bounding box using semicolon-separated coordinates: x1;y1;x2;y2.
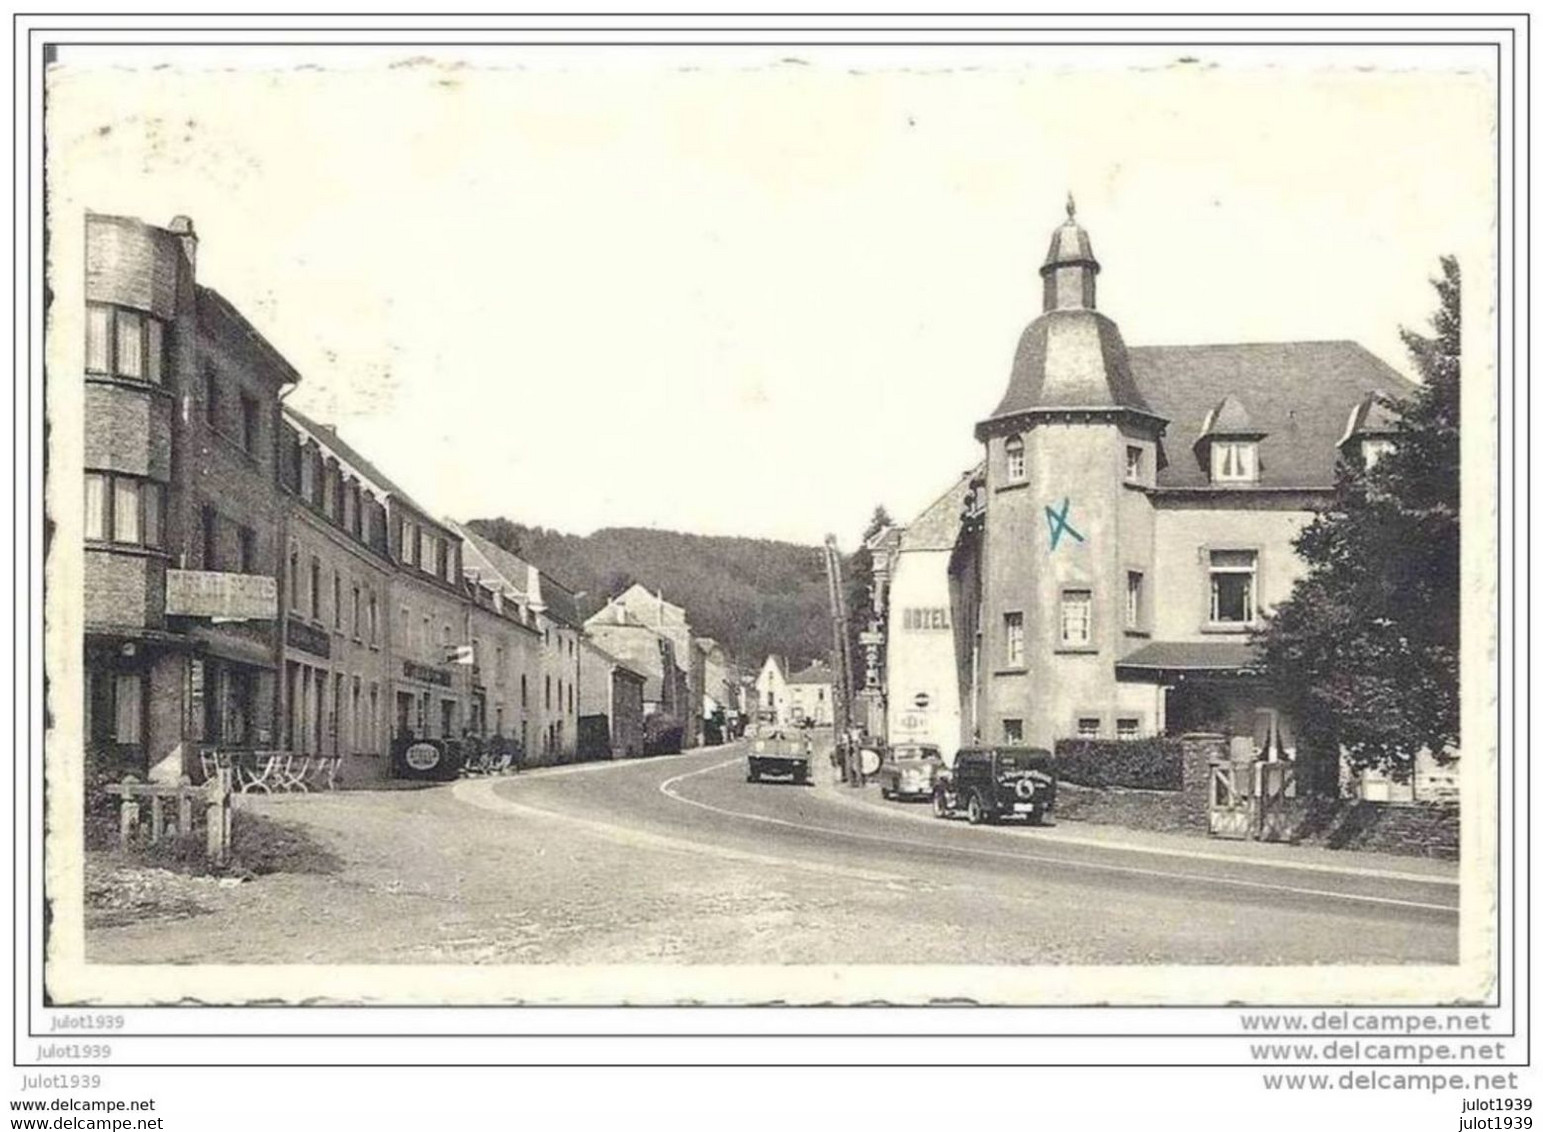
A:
167;215;198;274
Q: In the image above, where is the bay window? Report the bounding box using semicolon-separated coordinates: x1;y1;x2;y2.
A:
85;303;166;384
84;472;163;548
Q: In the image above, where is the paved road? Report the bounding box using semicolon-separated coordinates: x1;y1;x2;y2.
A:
471;739;1458;966
85;738;1458;970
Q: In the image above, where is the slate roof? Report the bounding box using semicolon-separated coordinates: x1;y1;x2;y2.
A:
900;466;982;553
1339;389;1403;445
1200;393;1261;437
1130;341;1416;490
459;525;584;628
284;404;428;513
988;309;1156;421
538;573;584;629
787;661;835;686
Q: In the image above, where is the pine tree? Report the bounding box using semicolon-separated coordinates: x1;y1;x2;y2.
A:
1256;257;1460;781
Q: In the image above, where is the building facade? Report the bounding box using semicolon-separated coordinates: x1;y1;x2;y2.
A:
83;212;292;782
457;526;581;764
596;585;702;747
584;604;690;725
578;639;647;760
784;661;835;726
944;203;1412;768
882;471;975;758
754;655;789;726
277;410;399;783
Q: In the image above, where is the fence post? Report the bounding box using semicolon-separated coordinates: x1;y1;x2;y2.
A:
205;769;230;865
117;775;140;850
177;776;194;838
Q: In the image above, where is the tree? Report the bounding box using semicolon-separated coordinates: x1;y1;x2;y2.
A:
1256;257;1460;782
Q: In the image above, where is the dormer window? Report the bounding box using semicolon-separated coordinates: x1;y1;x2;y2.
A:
1211;441;1258;483
1198;394;1263;486
1004;435;1026;483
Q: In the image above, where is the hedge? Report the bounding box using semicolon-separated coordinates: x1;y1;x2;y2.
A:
1053;738;1185;791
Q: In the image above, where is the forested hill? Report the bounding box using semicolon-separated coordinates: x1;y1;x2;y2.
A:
465;519;833;669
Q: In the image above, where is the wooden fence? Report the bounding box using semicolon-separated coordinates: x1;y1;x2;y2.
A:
102;769;234;864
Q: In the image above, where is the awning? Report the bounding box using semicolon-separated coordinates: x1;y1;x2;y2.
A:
186;624;280;670
1115;640;1261;683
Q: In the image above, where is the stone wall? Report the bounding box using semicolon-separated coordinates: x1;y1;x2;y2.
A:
1055;782;1204;835
1292;798;1460;860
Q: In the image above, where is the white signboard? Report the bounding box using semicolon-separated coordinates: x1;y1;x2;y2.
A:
165;570;278;620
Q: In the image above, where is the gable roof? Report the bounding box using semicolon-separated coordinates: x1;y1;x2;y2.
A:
284;404;427;513
787;660;834;686
900;466;982;553
457;525;583;628
1129;341;1415;490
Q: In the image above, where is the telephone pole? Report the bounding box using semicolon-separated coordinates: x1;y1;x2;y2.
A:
822;535;860;786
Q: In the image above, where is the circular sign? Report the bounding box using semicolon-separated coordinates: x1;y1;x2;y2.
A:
913;692;931;709
859;747;883;776
404;742;441;771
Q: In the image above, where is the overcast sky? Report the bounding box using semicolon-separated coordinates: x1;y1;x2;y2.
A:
49;46;1493;545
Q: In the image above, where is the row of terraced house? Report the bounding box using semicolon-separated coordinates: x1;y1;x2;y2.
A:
79;210;732;786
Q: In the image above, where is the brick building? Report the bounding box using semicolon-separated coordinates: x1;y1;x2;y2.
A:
83;212;290;782
277;407;395;783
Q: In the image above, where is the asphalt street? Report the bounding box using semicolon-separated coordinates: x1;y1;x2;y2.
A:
471;739;1459;966
85;738;1459;969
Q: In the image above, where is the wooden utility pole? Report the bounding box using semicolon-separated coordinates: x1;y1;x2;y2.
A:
822;536;860;786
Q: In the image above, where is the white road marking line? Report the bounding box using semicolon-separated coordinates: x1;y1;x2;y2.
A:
657;759;1459;916
818;774;1459;887
452;776;912;886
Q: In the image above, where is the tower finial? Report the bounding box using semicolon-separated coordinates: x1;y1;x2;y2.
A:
1066;192;1076;221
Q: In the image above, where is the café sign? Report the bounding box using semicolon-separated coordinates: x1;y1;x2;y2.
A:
166;570;277;620
402;659;453;687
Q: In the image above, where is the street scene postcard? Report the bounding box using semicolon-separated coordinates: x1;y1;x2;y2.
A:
38;32;1501;1010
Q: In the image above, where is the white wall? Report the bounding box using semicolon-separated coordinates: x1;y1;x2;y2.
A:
884;547;963;757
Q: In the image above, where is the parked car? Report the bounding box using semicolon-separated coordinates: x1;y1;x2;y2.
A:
875;743;944;801
747;733;811;784
933;746;1056;825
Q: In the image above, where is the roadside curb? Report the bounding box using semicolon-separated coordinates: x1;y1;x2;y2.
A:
813;771;1459;886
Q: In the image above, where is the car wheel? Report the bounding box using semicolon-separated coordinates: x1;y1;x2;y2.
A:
966;793;986;825
932;792;949;819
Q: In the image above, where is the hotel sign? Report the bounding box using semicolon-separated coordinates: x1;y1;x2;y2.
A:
901;607;950;631
166;570;278;620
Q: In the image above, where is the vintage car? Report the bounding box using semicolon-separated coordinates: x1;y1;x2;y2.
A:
874;743;945;801
933;746;1056;825
746;733;812;784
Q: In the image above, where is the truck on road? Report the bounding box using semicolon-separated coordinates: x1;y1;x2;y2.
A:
746;733;812;785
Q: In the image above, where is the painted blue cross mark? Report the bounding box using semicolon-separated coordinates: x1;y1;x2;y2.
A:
1045;498;1085;551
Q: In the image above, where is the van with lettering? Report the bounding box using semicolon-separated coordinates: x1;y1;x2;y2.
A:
932;746;1056;825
